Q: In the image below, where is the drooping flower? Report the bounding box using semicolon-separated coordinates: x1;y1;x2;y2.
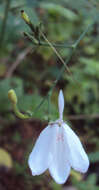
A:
28;90;89;184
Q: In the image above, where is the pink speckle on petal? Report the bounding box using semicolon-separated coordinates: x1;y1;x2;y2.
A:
56;133;64;142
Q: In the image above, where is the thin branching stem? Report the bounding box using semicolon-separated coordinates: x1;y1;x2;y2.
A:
24;31;73;48
39;41;73;48
32;21;94;116
10;12;95;119
73;22;94;48
41;31;72;75
31;49;75;117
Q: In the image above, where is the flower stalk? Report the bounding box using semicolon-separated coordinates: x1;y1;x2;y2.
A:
8;89;30;119
21;10;73;49
8;11;95;119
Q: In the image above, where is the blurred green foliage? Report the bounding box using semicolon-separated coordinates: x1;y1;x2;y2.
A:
0;0;99;190
0;148;13;168
72;173;99;190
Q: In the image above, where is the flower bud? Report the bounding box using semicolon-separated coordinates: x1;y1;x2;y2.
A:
8;89;17;104
21;10;31;25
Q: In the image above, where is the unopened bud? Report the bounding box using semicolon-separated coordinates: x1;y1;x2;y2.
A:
21;10;31;25
8;89;17;104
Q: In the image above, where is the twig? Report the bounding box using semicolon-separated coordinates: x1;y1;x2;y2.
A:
6;47;31;78
11;12;95;119
24;31;72;48
39;41;73;48
73;22;94;48
32;21;93;115
41;31;72;75
32;49;74;115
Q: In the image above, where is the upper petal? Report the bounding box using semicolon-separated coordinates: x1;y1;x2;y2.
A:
28;125;58;175
62;123;89;173
49;126;71;184
58;90;64;120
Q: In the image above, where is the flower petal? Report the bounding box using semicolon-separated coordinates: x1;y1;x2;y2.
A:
58;90;64;120
49;126;71;184
63;123;89;173
28;125;58;175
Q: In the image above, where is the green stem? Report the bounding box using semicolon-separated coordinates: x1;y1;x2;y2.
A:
73;22;94;48
31;21;94;116
0;0;11;47
48;49;74;98
39;41;72;48
13;104;30;119
31;48;74;117
19;13;95;119
41;31;72;75
32;96;47;114
24;32;73;48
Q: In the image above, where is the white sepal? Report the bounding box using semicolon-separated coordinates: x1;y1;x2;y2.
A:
58;90;64;120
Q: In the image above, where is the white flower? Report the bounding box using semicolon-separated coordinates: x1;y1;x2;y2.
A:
28;90;89;184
